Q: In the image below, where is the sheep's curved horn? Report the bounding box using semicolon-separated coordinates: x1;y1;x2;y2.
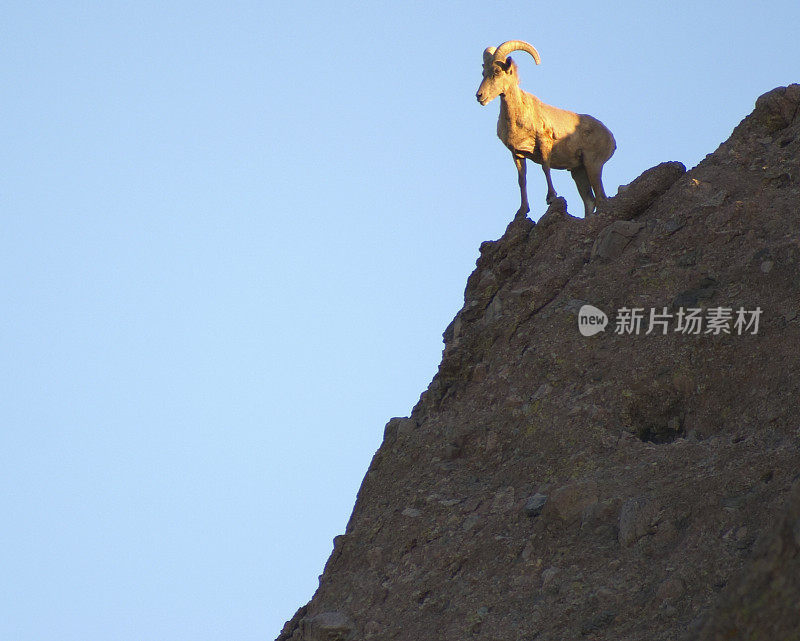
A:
493;40;541;65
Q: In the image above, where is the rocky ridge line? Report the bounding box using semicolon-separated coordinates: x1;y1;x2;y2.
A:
278;84;800;641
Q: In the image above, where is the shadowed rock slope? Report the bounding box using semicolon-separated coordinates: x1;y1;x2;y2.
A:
278;85;800;641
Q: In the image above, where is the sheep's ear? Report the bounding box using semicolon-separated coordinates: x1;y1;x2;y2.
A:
495;57;513;72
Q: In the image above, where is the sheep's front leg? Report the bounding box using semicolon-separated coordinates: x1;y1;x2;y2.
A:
541;162;558;204
513;155;530;217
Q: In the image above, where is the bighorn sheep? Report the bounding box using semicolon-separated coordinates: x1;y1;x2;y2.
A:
476;40;616;217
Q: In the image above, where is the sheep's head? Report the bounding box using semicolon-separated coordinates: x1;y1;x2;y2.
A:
475;41;541;106
476;52;518;105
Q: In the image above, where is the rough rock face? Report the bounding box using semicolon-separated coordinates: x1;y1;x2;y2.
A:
277;85;800;641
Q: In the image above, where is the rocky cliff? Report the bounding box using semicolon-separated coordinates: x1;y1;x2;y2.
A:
278;85;800;641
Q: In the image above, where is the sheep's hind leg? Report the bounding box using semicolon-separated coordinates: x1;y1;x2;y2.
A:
585;161;608;212
571;166;596;217
513;155;530;217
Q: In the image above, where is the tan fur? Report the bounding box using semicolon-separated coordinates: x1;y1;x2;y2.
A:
477;50;616;217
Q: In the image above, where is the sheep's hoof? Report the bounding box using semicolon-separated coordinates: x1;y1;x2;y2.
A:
545;193;558;205
516;205;530;218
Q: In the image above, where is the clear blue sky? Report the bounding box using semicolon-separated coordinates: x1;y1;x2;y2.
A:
2;2;797;639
